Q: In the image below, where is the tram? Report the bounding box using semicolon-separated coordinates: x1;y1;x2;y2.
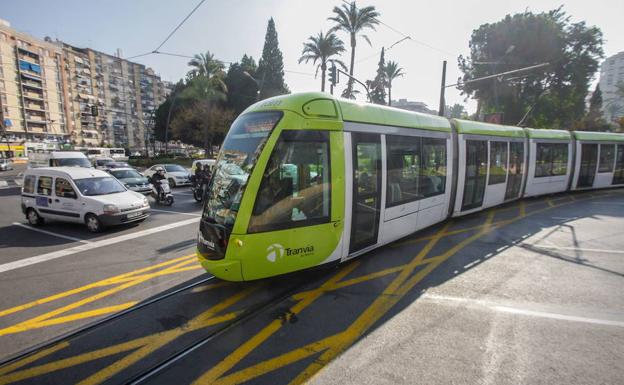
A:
197;92;624;281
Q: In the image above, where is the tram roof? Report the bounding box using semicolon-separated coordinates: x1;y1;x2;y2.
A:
573;131;624;142
243;92;451;132
452;119;526;138
524;128;572;140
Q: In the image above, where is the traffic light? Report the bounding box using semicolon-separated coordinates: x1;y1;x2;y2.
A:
91;105;98;117
328;65;337;87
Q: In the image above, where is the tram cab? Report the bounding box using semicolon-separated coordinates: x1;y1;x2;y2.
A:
451;120;527;217
523;128;573;197
571;131;624;190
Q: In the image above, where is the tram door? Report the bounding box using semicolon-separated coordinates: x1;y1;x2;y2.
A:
505;141;525;200
577;143;598;188
349;133;381;253
461;140;488;211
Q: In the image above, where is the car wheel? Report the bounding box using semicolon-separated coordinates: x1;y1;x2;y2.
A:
168;178;176;188
85;213;103;233
26;208;44;226
166;196;174;206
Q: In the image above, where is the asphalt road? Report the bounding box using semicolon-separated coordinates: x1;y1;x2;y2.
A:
0;176;206;358
0;182;622;385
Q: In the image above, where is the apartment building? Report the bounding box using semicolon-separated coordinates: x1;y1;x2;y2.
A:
599;51;624;122
0;19;170;154
0;19;67;144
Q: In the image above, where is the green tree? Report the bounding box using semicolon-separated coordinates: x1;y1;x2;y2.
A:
257;18;289;99
187;51;225;80
328;1;380;98
384;60;404;106
446;103;466;119
458;8;603;128
170;103;234;156
298;31;347;92
368;47;386;104
225;55;259;115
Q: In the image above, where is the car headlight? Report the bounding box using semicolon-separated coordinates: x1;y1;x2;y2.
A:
142;197;149;207
103;204;120;214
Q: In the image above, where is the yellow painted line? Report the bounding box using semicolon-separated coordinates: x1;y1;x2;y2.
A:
519;200;526;217
191;262;360;385
190;281;230;293
212;334;339;385
0;303;136;336
0;257;198;336
0;341;69;377
0;254;195;318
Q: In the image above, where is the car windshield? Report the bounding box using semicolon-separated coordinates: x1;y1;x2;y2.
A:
74;177;126;196
52;158;92;168
110;169;143;180
203;111;283;228
164;165;186;172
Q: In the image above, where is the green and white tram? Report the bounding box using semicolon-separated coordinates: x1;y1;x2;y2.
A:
197;92;624;281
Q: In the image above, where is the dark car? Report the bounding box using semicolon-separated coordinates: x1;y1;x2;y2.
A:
107;167;152;195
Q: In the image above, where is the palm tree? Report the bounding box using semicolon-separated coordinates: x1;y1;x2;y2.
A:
298;31;347;92
328;1;380;98
184;51;227;102
187;51;225;81
384;61;404;106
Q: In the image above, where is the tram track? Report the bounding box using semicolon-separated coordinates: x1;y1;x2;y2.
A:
0;263;331;385
0;275;215;368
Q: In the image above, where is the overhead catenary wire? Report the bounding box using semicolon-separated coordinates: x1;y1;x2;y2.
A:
339;0;457;58
124;0;208;60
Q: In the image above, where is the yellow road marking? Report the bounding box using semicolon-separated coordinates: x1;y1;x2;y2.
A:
0;255;200;336
0;341;69;377
0;254;195;318
191;262;360;385
0;283;252;385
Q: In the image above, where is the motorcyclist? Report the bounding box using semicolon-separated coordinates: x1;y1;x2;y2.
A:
198;164;212;197
149;167;166;198
193;164;205;188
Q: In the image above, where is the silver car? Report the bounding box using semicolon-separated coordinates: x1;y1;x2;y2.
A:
0;159;13;171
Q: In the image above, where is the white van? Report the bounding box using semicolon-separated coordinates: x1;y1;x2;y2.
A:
21;167;150;232
28;151;92;169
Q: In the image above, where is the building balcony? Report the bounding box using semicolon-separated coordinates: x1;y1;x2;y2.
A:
25;104;46;112
22;81;43;91
23;92;44;101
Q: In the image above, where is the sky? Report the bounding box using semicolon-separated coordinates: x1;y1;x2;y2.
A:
2;0;623;114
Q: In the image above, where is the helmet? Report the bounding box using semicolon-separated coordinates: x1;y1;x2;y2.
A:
155;167;165;173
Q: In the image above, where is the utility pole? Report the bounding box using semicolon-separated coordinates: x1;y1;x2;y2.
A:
438;60;447;117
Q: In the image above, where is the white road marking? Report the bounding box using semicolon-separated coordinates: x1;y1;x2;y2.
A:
12;222;91;244
0;217;200;274
150;208;202;217
422;294;624;328
521;243;624;255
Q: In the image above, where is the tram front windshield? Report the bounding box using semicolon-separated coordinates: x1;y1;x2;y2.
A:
203;111;283;229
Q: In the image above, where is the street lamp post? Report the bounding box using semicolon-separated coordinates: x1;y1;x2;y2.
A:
243;71;265;101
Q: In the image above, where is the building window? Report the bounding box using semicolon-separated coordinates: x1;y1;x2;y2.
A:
535;143;568;177
598;144;615;173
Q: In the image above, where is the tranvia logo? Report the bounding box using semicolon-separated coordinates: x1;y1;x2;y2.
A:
266;243;315;263
266;243;285;262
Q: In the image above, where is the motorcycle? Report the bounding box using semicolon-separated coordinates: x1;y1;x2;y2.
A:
191;175;211;203
150;179;174;206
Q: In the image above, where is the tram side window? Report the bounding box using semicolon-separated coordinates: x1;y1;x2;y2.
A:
420;138;447;197
248;130;330;233
385;135;446;207
386;135;420;206
488;141;508;185
535;143;568;177
598;144;615;173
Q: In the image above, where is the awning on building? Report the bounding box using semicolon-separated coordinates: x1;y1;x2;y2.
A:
77;93;95;101
74;56;84;64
